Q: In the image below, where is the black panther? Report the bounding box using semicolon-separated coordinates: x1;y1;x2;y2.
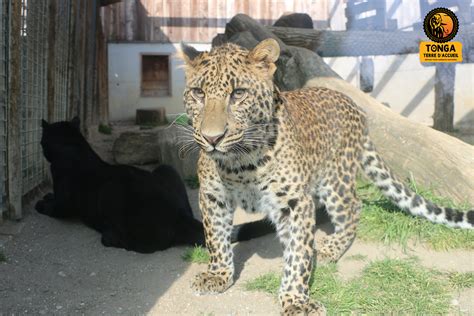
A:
36;117;273;253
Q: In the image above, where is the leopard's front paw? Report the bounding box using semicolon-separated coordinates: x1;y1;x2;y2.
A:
282;301;326;316
191;271;233;295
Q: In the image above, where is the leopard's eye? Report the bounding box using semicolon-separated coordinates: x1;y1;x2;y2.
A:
191;88;205;100
231;88;247;100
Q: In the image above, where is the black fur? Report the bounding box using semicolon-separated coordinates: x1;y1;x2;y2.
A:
36;118;274;253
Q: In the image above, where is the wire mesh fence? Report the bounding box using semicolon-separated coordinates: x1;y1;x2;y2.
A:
0;0;8;216
0;0;107;220
19;0;49;195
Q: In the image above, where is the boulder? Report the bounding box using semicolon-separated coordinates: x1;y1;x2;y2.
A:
113;125;198;179
273;13;314;29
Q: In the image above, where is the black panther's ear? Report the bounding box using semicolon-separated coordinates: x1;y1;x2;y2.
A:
41;119;49;129
70;116;80;129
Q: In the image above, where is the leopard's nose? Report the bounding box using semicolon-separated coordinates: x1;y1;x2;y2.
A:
202;131;226;146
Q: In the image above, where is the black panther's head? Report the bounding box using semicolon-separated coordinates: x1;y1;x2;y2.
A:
40;117;83;163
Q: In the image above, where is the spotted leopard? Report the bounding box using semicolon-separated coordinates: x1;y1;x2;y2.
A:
178;38;474;315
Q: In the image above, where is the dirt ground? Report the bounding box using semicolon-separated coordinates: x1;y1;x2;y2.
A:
1;197;473;315
0;123;473;315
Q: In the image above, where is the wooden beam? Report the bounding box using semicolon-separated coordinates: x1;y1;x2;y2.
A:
100;0;121;7
267;25;474;60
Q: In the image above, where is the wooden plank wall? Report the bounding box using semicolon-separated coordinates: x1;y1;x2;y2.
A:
101;0;456;42
101;0;330;43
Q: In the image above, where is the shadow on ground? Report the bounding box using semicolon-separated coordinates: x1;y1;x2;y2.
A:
0;185;337;314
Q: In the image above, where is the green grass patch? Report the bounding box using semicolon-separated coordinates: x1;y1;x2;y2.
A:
185;175;200;189
173;113;190;126
245;272;281;296
447;271;474;289
182;246;210;264
246;258;454;314
98;124;113;135
356;179;474;250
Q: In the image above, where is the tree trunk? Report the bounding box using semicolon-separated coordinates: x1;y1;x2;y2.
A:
214;14;474;203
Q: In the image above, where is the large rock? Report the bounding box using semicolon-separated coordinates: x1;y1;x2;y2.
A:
273;13;314;29
113;125;198;179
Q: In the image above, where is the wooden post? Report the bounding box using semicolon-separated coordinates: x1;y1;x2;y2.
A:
77;1;87;135
124;0;137;41
433;63;456;132
97;16;109;124
66;0;77;118
7;0;22;219
359;56;374;93
47;0;57;122
70;0;83;121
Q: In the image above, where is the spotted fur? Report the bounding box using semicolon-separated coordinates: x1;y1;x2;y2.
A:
179;39;473;315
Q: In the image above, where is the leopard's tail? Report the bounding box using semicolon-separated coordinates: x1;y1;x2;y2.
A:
360;137;474;229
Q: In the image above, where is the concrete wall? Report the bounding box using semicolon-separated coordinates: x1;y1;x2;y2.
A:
109;42;473;127
108;43;211;121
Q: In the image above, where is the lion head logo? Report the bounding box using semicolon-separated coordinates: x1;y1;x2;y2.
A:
424;8;458;43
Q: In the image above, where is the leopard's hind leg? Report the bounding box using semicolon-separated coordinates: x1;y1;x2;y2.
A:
316;160;361;263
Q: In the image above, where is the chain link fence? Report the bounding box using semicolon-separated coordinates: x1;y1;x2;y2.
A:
0;0;108;220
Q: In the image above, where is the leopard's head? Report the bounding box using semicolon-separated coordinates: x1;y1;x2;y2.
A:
179;39;280;160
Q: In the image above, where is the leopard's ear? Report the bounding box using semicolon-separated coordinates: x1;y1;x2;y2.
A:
248;38;280;76
248;38;280;64
177;42;201;67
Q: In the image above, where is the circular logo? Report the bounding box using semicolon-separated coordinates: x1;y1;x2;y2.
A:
423;8;459;43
